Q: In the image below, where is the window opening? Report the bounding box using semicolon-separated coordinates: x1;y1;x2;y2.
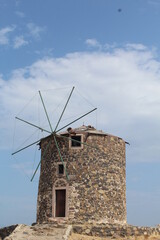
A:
58;164;64;174
71;135;82;147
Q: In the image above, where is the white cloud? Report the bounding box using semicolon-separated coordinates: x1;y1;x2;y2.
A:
0;26;15;45
15;11;25;18
27;23;45;40
126;43;147;51
0;23;45;49
85;38;101;49
104;43;117;50
86;40;147;52
35;48;54;56
1;44;160;163
13;35;28;49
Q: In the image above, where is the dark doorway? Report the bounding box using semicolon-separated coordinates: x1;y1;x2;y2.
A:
56;189;66;217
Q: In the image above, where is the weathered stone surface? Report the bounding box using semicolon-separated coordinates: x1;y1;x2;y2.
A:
72;223;160;238
2;223;160;239
4;224;72;240
37;126;126;225
0;225;18;239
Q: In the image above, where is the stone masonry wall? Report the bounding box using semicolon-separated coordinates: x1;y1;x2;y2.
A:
37;132;126;225
73;223;160;238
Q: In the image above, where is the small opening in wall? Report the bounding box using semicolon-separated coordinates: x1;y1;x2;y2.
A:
58;164;64;174
71;135;82;147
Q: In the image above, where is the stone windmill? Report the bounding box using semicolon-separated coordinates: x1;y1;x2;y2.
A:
12;87;127;225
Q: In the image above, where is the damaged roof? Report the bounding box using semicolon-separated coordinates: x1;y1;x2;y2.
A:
40;125;129;144
60;125;129;144
60;125;120;138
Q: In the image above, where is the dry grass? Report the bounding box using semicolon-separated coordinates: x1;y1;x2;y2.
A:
69;233;160;240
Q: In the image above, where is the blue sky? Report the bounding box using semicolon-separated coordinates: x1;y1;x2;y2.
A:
1;0;160;227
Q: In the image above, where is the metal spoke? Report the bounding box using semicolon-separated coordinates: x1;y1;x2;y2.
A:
56;108;97;133
30;160;41;182
12;140;40;155
54;86;75;132
31;137;53;181
53;135;69;180
13;89;97;182
39;90;53;132
15;117;51;134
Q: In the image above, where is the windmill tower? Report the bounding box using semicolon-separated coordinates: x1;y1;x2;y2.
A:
37;126;127;224
12;87;127;225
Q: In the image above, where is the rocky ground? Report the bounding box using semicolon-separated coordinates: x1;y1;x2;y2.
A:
0;224;72;240
69;233;160;240
1;224;160;240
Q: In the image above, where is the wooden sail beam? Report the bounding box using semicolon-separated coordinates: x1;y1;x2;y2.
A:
30;137;52;182
54;86;75;132
39;90;53;132
34;90;70;181
12;139;40;155
53;135;69;180
15;117;51;134
56;107;97;133
13;87;97;182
